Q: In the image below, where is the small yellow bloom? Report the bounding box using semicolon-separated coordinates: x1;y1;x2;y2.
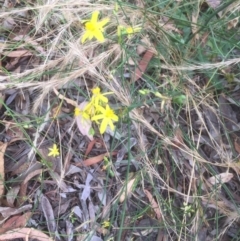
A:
81;11;109;43
117;25;142;37
74;107;90;120
92;104;118;134
48;144;60;157
90;87;110;107
102;220;111;228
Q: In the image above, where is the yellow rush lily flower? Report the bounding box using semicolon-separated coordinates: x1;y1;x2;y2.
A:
92;104;119;134
48;144;60;157
81;11;109;43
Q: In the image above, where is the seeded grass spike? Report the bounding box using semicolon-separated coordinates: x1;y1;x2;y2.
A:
48;144;60;157
81;11;109;43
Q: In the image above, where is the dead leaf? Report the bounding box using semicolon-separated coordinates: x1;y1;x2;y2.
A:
75;152;117;167
10;162;42;185
207;172;234;186
0;205;32;218
219;95;239;132
49;172;76;193
2;17;16;30
135;0;144;8
234;139;240;154
10;161;31;176
127;57;135;65
137;37;151;55
13;35;46;55
18;182;28;206
119;178;136;203
206;0;221;9
0;142;7;201
80;153;107;167
144;189;162;221
65;165;82;176
88;200;95;226
2;50;33;58
172;127;185;148
72;206;82;219
97;179;106;206
23;169;42;184
15;91;30;115
6;123;25;141
132;50;154;82
54;199;72;216
0;227;53;241
85;139;97;156
0;212;32;234
75;102;93;141
202;105;221;143
227;17;239;30
6;186;20;207
160;21;183;34
0;93;5;111
66;220;74;241
81;170;94;201
41;195;56;235
206;0;223;17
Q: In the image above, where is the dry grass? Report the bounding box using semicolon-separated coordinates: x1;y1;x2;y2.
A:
1;0;240;240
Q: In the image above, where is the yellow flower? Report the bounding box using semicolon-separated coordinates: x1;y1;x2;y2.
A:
117;25;142;37
92;104;118;134
74;107;90;120
48;144;60;157
102;220;111;228
90;87;110;107
81;11;109;43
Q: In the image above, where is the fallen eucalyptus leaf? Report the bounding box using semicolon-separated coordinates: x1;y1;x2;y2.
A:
75;102;93;140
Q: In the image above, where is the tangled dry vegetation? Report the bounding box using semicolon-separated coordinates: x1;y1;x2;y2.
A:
0;0;240;240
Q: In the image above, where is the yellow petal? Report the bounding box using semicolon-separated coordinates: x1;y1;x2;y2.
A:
85;22;95;31
92;114;104;121
81;31;90;43
109;120;115;130
111;114;119;122
74;107;81;116
99;95;108;103
91;11;99;23
95;105;105;113
100;119;108;134
83;112;90;120
98;18;109;29
92;87;101;94
94;29;105;42
89;32;94;40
